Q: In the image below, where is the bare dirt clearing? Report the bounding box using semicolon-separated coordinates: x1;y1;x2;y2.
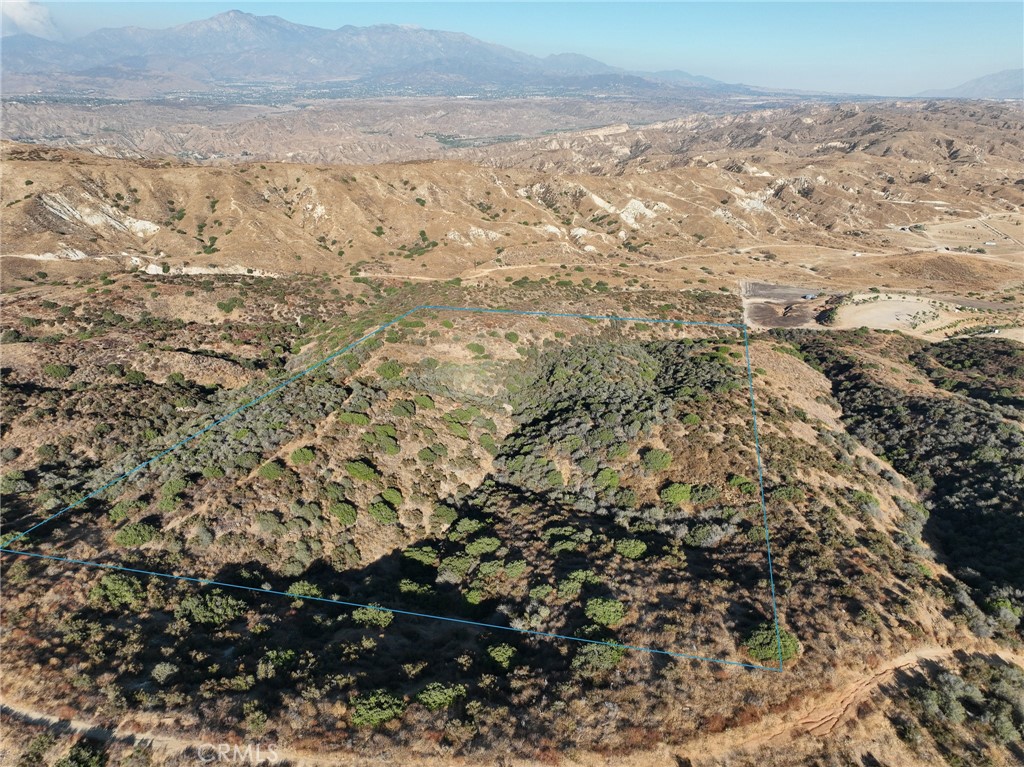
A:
834;293;1023;339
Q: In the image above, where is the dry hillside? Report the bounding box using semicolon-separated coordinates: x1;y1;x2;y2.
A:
1;99;1023;767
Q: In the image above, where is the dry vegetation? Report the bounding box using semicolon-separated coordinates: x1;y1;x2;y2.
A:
1;99;1023;766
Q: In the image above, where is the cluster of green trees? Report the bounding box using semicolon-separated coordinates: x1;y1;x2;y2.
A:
4;309;800;756
894;656;1024;755
910;336;1024;411
793;331;1024;639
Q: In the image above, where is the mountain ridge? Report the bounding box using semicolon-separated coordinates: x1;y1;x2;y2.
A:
0;9;758;99
916;68;1023;100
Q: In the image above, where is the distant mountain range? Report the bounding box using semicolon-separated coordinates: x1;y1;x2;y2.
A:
1;10;749;99
3;10;1018;102
917;69;1023;100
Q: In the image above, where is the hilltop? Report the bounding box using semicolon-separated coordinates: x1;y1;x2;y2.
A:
1;274;1022;766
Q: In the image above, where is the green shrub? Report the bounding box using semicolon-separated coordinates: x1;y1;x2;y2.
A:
595;467;619;490
413;394;435;409
288;580;323;599
416;682;466;711
216;297;243;313
530;584;554;601
771;485;804;503
465;536;501;556
107;500;140;522
0;470;30;495
258;461;285;480
571;642;625;672
438;553;476;579
290;447;315;465
684;522;726;548
54;744;106;767
641;448;672;472
330;501;357;526
381;487;403;507
467;343;486;355
351;690;406;727
235;452;260;469
681;413;701;425
488;643;516;669
480;433;498;456
585;597;626;627
43;363;73;380
160;477;187;501
851;489;879;507
114;522;158;547
391;400;416;418
337;411;371;425
690;484;720;503
376;361;403;380
504;559;527;580
728;474;759;494
363;427;401;455
445;421;470;439
445;406;480;424
743;621;799;663
17;734;56;766
369;501;398;525
345;460;379;481
403;546;438;565
256;512;284;534
557;569;599;599
399;579;431;595
615;539;647;559
152;662;179;685
660;482;691;504
175;590;246;625
431;505;457;527
352;604;394;628
418;445;443;463
90;573;145;609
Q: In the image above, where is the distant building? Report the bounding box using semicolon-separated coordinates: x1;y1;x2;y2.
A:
802;294;818;300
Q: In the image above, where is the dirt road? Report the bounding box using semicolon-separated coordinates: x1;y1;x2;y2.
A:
3;644;1022;766
680;643;1024;764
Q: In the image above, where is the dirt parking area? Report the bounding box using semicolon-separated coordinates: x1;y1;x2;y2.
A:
742;281;836;328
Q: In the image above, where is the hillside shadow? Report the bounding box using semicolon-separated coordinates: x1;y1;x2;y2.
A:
46;470;759;728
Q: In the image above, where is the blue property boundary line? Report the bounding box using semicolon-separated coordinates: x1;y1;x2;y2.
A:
4;549;776;671
1;305;784;672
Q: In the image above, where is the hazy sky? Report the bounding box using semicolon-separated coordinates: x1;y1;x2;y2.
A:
7;2;1023;95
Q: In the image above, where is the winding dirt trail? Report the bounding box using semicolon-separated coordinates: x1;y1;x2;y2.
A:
0;702;356;767
3;644;1023;766
683;643;1024;763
